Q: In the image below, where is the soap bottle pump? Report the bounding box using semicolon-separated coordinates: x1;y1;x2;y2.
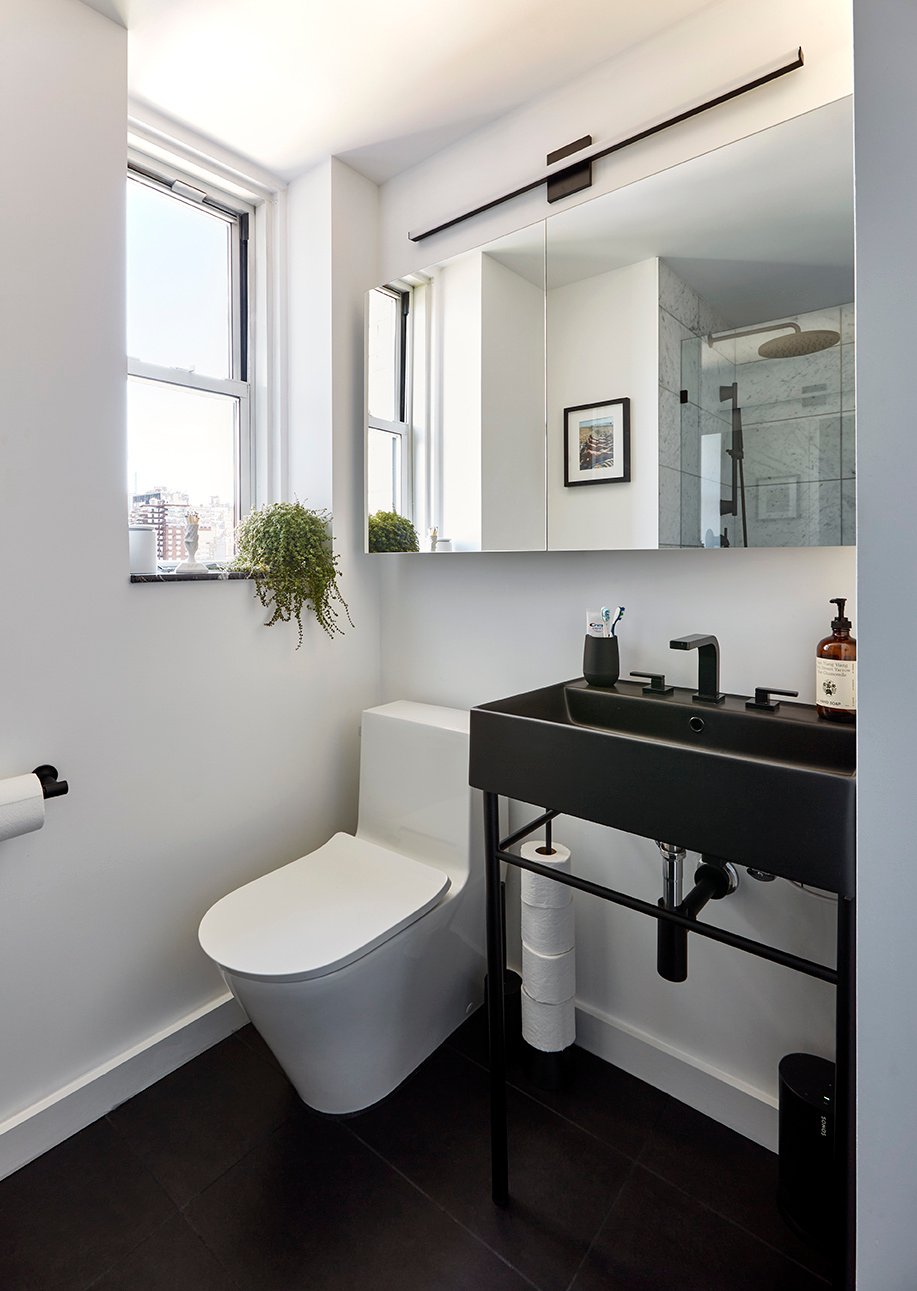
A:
815;597;856;723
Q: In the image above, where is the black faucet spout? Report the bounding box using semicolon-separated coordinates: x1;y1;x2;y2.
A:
669;634;724;704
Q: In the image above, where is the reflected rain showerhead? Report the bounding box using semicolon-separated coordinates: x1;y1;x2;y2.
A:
756;328;840;359
708;321;842;360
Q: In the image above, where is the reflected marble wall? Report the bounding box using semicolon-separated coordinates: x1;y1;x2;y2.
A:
677;302;855;548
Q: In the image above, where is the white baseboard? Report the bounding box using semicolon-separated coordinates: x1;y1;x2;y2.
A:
0;992;776;1181
0;993;247;1181
574;1002;779;1152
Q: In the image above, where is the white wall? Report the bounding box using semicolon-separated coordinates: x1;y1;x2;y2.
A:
437;252;483;550
0;0;382;1170
288;159;334;509
329;158;385;612
481;255;545;552
377;0;855;1145
431;249;545;552
852;0;917;1283
548;258;659;549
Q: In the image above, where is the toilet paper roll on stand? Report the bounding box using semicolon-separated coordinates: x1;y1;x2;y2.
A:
522;944;575;1004
519;840;572;907
520;840;574;956
521;901;575;956
0;774;46;843
522;991;576;1052
519;838;576;1055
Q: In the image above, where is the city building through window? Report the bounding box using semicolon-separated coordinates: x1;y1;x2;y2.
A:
127;160;252;564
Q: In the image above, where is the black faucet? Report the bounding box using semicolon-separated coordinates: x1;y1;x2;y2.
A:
669;635;725;704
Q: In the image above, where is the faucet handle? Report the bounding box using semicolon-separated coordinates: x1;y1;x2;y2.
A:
745;686;799;712
630;671;674;696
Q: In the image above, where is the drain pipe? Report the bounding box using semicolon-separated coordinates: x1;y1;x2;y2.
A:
657;842;687;981
655;843;739;982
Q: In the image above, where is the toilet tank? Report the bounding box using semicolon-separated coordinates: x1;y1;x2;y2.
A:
356;702;474;879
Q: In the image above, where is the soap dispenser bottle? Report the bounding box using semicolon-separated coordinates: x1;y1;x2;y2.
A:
815;597;856;723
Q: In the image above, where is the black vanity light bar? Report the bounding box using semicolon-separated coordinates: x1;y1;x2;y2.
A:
408;47;804;243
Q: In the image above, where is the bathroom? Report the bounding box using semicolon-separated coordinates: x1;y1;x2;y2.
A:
0;0;910;1286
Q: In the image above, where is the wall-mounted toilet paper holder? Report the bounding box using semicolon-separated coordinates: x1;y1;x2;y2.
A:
32;765;69;800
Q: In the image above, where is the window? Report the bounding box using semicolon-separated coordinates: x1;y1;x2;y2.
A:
367;285;411;517
126;160;252;565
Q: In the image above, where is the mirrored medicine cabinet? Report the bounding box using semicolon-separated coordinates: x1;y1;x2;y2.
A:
365;96;854;553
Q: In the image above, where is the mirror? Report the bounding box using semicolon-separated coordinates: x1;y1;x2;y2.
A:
545;96;854;550
366;96;854;552
366;224;546;552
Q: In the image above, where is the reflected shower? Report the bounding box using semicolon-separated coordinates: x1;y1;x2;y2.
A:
718;381;747;548
707;321;840;358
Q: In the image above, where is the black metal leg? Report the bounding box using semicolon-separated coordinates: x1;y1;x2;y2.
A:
484;791;508;1205
835;896;856;1290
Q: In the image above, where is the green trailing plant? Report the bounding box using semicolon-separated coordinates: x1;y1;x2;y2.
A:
368;510;420;553
232;501;352;646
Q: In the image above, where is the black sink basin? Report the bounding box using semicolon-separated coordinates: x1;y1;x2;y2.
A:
470;679;855;895
564;680;854;773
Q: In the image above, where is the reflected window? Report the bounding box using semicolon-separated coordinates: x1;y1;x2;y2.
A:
367;428;403;515
367;285;411;526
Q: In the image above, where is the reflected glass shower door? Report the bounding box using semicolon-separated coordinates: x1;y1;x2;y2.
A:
678;305;855;548
679;334;736;547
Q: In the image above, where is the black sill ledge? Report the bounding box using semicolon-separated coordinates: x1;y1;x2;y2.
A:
130;571;253;583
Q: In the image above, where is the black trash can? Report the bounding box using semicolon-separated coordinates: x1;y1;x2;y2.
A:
777;1053;836;1250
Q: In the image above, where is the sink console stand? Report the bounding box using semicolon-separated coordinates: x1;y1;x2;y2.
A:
480;792;855;1291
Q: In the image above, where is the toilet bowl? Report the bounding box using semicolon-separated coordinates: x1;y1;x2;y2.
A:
198;701;485;1114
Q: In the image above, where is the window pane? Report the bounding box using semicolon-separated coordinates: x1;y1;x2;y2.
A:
367;427;402;515
127;178;232;379
367;289;399;421
127;376;238;561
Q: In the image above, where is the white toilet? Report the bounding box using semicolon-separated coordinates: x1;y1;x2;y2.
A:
198;701;485;1114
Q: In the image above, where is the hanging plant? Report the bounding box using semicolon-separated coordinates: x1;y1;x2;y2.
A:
232;501;352;646
368;510;420;553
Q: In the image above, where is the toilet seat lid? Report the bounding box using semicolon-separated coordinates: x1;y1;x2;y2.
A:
198;832;450;982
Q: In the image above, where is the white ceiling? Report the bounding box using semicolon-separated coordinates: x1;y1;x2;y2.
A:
81;0;719;182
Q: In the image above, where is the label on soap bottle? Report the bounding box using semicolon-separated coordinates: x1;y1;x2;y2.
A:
816;658;856;710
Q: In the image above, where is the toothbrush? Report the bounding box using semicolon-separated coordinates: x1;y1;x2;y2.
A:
610;606;625;637
600;607;611;638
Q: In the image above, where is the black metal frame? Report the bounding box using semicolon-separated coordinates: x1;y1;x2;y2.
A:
483;792;855;1290
409;50;804;242
563;398;631;487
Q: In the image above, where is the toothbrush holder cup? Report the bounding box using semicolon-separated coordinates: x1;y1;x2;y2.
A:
583;635;620;687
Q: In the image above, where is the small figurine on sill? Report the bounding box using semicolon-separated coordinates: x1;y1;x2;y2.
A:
176;510;208;573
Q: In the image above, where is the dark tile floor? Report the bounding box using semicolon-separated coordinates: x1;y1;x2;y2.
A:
0;1015;832;1290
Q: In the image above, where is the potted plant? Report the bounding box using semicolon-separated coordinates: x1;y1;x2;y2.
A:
232;501;351;645
368;510;420;552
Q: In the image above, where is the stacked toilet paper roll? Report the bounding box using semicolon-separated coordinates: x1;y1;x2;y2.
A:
520;840;575;1052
